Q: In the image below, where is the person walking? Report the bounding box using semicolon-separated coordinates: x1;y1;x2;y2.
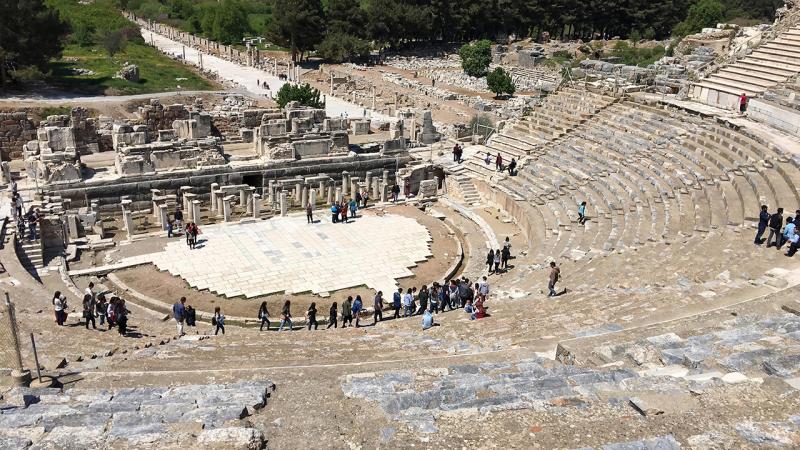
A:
373;291;384;324
754;204;769;245
484;152;491;165
174;207;183;230
341;202;348;223
115;298;129;335
508;158;517;176
429;284;439;313
362;190;369;208
392;184;400;202
327;302;339;329
352;295;363;327
306;203;314;224
186;305;196;328
189;222;199;249
83;293;97;330
213;307;225;335
258;301;271;331
548;261;561;297
349;198;358;218
403;289;413;317
96;294;107;328
306;302;319;330
493;250;501;273
173;296;187;336
106;298;116;330
453;144;460;163
331;203;339;223
578;201;587;225
167;220;174;238
501;246;510;271
341;296;353;327
416;285;428;315
53;291;66;326
739;93;748;114
486;249;495;273
495;153;503;172
767;208;784;248
279;300;293;331
479;276;490;297
393;288;402;319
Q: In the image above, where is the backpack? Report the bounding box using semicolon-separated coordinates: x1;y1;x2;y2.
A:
211;316;217;326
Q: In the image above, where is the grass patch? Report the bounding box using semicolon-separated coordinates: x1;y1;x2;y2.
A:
40;106;74;117
49;42;216;95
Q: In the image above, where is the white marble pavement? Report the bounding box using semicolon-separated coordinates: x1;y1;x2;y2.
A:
121;213;432;298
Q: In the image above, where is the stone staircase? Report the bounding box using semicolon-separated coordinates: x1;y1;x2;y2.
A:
16;236;43;271
691;26;800;109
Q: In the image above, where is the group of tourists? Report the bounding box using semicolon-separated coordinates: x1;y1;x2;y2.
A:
485;152;516;176
452;144;464;163
11;191;42;242
485;237;513;274
755;205;800;257
330;191;370;223
52;282;132;335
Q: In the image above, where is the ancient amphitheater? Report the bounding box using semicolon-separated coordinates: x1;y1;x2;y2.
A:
1;10;800;450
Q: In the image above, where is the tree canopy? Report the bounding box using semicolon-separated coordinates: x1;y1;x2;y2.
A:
459;40;492;78
275;83;324;109
0;0;67;87
486;67;515;98
265;0;325;62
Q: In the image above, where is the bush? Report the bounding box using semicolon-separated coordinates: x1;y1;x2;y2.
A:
71;22;95;46
316;33;370;63
610;41;666;66
672;0;726;37
458;40;492;78
275;83;324;109
486;67;515;98
99;29;127;57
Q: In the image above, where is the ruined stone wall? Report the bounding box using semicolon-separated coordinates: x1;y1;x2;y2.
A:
0;112;36;160
138;100;190;135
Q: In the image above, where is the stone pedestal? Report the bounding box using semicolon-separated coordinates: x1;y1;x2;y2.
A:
214;192;224;216
319;180;326;198
380;185;387;203
158;204;169;230
191;200;202;223
327;181;334;204
268;180;276;206
310;189;317;210
245;187;256;214
122;210;134;241
180;186;192;210
350;177;360;200
210;183;219;212
335;187;342;203
223;195;235;222
301;186;309;208
341;171;349;196
184;193;198;220
365;173;372;193
252;193;261;218
382;170;389;187
295;182;302;203
372;178;380;199
280;192;288;216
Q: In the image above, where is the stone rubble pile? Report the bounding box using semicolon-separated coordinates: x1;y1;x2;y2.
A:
0;380;275;449
428;70;489;92
385;55;462;71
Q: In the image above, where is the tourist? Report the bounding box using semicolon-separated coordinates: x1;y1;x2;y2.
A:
766;208;784;248
780;217;795;250
438;283;448;312
278;300;293;331
416;285;429;315
447;280;459;310
327;302;338;329
173;297;186;336
82;293;97;330
578;201;587;225
479;276;490;297
352;295;363;327
52;291;65;326
464;298;476;320
453;144;460;163
403;288;413;317
307;302;319;330
501;246;510;271
410;287;418;314
167;220;174;238
331;203;339;223
115;298;129;335
258;301;271;331
213;306;225;335
349;197;357;218
739;93;748;114
755;205;769;245
95;294;107;327
495;153;503;172
185;223;192;247
429;284;439;313
393;288;402;319
85;282;96;302
355;191;362;211
548;261;561;297
13;193;23;220
484;152;491;165
373;291;384;324
493;250;501;273
106;297;116;330
306;203;314;224
786;230;799;257
475;296;488;319
174;207;183;230
486;249;495;273
342;295;353;327
422;310;435;330
186;305;196;328
361;189;369;208
26;208;40;241
508;158;517;176
188;222;199;249
341;201;348;223
392;184;400;202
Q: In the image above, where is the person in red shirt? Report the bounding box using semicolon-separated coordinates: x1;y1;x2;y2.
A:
739;93;748;114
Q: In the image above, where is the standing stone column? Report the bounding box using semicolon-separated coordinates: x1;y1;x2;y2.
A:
158;204;169;230
301;186;309;208
350;177;360;199
245;187;256;214
215;191;224;216
372;178;380;199
341;171;349;197
382;170;389;187
310;189;317;210
239;187;248;207
210;183;219;212
252;193;261;218
319;180;326;198
180;186;192;210
184;193;198;220
268;180;276;207
295;182;302;203
380;184;387;203
191;200;202;224
223;195;234;222
280;192;288;217
335;187;342;203
121;200;134;241
365;172;372;193
327;181;334;204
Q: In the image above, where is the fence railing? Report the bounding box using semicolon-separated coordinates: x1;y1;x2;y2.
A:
0;293;24;374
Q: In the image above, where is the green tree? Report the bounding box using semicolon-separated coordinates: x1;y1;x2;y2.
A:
458;39;492;78
100;29;127;57
266;0;325;62
672;0;726;37
326;0;367;37
486;67;515;98
316;33;370;63
71;21;96;46
275;83;324;109
0;0;67;87
208;0;249;44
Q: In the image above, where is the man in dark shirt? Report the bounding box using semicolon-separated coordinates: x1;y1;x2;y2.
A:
766;207;784;248
754;205;770;245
